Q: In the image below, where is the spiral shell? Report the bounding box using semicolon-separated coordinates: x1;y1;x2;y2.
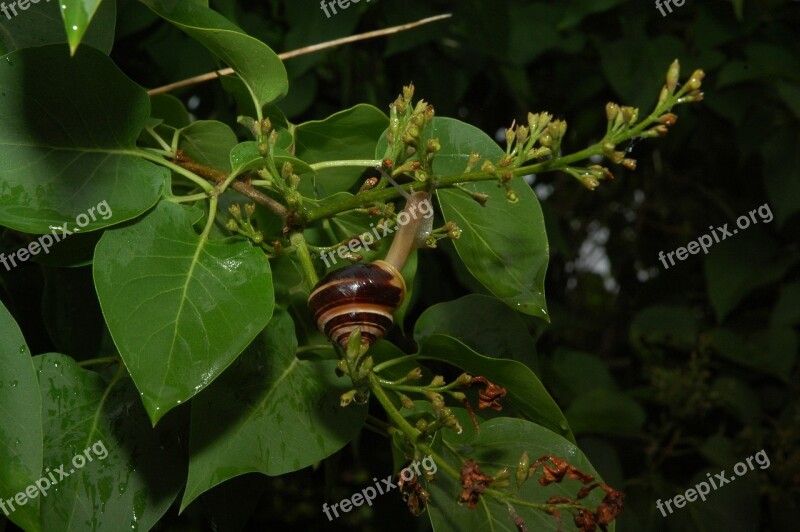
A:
308;260;406;347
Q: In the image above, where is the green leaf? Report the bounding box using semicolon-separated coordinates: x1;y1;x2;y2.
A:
763;129;800;228
93;201;274;423
229;141;313;178
704;326;796;380
426;417;614;532
34;354;184;531
430;118;549;320
140;0;287;114
0;301;42;532
296;104;388;196
771;282;800;327
413;294;539;370
179;120;238;172
182;308;367;509
0;0;115;54
60;0;106;55
150;93;190;128
558;0;627;30
415;334;572;441
547;348;616;406
565;388;646;436
0;45;164;234
629;305;699;360
703;227;797;321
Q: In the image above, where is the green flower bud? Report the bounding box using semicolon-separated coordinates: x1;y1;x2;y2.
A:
580;175;600;190
666;59;680;92
340;389;357;407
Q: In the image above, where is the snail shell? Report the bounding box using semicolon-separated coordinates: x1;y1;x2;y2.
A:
307;259;406;347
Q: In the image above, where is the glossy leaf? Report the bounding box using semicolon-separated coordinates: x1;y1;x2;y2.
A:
426;417;613;532
0;301;42;532
413;294;539;369
0;45;164;234
415;334;573;441
426;118;549;319
179;120;238;171
0;0;114;54
229;141;313;178
140;0;287;113
93;201;274;423
35;354;183;531
61;0;105;55
183;308;367;508
296;104;388;196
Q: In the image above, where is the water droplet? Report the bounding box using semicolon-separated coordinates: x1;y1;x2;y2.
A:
10;380;18;387
71;25;78;31
19;345;26;354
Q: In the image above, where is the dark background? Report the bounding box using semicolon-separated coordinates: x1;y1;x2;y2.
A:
2;0;798;530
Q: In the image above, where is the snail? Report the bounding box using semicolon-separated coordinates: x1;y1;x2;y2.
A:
308;191;433;347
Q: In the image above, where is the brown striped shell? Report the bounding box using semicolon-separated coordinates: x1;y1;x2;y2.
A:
307;260;406;347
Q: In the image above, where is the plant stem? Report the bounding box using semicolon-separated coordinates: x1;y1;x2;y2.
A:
290;232;319;289
137;150;216;193
309;159;383;171
78;356;120;368
166;192;209;204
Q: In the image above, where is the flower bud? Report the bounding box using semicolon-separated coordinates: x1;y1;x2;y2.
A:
228;204;242;219
622;158;637;171
340;389;358;407
400;393;415;410
245;203;256;217
260;117;272;136
658;113;678;126
426;137;441;154
580;175;600;190
406;367;423;381
505;123;516;148
666;59;680;92
516;452;531;488
226;218;238;231
605;102;620;122
506;189;520;203
456;373;473;386
403;83;415;103
466;151;481;172
687;69;705;90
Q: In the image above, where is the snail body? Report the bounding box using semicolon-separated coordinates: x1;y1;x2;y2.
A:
308;191;432;347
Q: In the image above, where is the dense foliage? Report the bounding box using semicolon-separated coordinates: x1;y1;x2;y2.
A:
0;1;797;531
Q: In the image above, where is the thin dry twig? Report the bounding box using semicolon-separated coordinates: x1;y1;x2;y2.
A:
147;13;452;96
